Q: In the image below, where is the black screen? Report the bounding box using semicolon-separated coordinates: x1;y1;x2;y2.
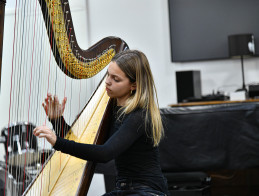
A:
168;0;259;62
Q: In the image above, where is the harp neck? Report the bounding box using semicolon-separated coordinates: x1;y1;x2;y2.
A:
39;0;128;79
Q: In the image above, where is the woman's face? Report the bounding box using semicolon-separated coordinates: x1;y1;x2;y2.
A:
105;61;136;106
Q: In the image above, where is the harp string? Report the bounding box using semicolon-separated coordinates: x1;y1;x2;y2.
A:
12;0;22;193
3;0;100;195
4;0;18;194
26;0;41;193
3;0;129;195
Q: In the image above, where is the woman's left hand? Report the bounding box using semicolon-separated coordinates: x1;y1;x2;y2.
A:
33;126;57;146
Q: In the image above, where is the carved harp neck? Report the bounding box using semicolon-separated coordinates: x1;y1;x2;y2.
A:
39;0;129;79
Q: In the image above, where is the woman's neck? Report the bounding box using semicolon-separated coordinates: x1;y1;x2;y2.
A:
116;99;126;106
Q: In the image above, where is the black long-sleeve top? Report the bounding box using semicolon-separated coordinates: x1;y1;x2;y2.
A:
51;106;168;193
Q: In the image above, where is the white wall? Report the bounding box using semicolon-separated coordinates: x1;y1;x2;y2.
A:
1;0;259;195
86;0;259;106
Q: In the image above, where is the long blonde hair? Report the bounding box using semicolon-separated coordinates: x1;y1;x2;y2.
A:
111;50;164;146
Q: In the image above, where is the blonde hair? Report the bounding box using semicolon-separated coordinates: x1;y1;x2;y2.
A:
111;50;164;146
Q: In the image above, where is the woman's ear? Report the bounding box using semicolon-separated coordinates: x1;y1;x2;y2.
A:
131;82;137;91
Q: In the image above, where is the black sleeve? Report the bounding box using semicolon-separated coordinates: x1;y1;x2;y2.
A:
53;110;145;163
50;116;71;138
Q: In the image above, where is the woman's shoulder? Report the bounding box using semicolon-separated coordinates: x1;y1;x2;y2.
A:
131;107;146;116
127;107;150;123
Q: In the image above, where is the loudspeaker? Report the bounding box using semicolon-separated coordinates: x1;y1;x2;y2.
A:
228;34;255;57
176;71;202;103
248;84;259;98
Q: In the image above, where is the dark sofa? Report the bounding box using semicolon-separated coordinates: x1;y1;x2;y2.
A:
95;102;259;195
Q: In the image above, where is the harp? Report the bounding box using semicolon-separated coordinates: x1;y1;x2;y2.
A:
1;0;128;195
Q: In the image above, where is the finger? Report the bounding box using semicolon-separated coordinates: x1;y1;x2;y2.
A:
62;97;67;108
49;97;53;103
54;96;60;104
38;132;56;146
44;97;49;105
33;127;37;135
34;131;41;137
33;127;42;136
42;103;48;114
37;133;48;138
46;93;52;103
48;94;53;103
33;126;42;134
33;126;50;135
33;126;43;132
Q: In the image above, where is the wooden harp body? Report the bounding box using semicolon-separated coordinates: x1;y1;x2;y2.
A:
1;0;128;195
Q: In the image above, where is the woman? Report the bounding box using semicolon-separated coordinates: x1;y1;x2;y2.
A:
34;50;169;196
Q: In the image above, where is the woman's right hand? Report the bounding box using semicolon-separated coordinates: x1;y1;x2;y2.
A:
33;125;57;146
42;93;67;120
